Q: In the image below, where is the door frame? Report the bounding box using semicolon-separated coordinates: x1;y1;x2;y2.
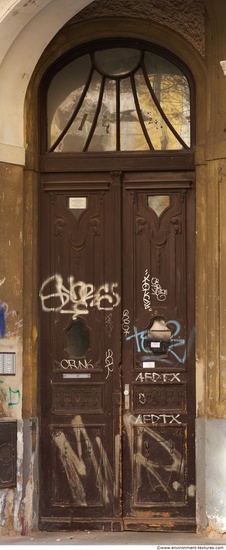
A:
28;33;202;536
38;167;196;531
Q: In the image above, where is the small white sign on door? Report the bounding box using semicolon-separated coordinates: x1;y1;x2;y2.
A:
69;197;87;209
142;361;155;369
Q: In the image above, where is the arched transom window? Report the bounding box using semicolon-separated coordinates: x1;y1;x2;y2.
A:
45;40;193;154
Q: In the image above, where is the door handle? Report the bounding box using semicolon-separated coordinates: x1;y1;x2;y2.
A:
124;384;130;409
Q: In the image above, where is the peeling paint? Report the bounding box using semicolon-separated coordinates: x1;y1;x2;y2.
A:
196;357;205;415
114;434;120;499
0;490;7;525
32;326;37;342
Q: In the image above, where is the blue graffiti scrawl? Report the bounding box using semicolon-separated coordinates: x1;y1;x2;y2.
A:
0;305;5;338
126;321;195;365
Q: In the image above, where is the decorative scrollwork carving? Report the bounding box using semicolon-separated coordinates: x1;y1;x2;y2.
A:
89;218;100;235
54;218;66;236
170;217;182;234
135;217;147;235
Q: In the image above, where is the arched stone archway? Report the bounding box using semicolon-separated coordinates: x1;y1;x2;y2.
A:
0;0;207;165
0;0;95;164
23;13;207;533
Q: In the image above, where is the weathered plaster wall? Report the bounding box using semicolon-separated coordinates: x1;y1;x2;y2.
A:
0;163;39;535
0;163;23;421
206;420;226;533
195;1;226;535
196;419;226;534
0;163;23;534
203;3;226;419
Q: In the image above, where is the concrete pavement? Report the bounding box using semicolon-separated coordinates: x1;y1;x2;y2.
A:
0;530;226;546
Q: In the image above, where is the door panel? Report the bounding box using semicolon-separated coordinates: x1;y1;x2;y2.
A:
39;171;195;531
39;172;122;529
122;173;195;531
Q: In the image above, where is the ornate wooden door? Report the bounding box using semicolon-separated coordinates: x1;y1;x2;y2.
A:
121;171;196;532
39;171;122;531
39;170;195;531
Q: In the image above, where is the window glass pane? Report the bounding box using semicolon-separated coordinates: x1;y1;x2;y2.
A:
135;69;180;150
88;79;116;152
47;55;91;149
55;70;102;152
47;46;191;153
65;318;90;358
94;48;141;77
120;77;149;151
144;52;190;147
148;195;170;217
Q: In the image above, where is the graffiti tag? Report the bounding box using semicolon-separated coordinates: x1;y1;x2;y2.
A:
105;312;114;338
53;415;113;506
105;349;114;380
59;358;94;370
151;277;167;301
122;309;130;337
135;372;181;383
134;413;181;425
142;270;152;311
124;414;184;499
0;278;23;338
0;380;20;407
126;321;187;365
39;275;120;319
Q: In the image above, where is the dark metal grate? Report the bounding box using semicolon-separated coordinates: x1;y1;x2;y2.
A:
0;421;17;488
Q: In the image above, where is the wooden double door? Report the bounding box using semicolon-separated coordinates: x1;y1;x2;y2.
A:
39;169;196;532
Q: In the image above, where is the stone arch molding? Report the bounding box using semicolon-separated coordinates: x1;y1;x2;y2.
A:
0;0;209;166
0;0;95;165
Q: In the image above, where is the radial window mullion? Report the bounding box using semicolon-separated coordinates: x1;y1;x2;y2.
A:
83;74;106;151
116;78;120;151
